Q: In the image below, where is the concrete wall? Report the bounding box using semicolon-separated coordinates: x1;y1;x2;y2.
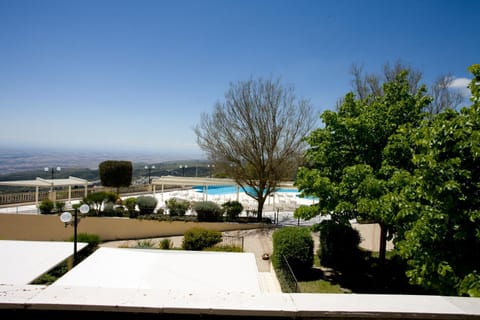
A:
0;214;263;241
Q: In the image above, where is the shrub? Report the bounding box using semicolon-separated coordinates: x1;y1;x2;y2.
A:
136;196;158;215
272;226;314;271
98;160;132;191
222;200;243;221
39;199;55;214
124;197;137;217
182;227;222;251
135;239;156;248
102;202;116;216
159;238;173;249
317;220;361;271
193;201;223;222
165;198;190;216
55;201;65;212
84;191;118;214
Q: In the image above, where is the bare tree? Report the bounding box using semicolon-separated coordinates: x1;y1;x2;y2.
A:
349;60;423;103
349;60;465;116
194;77;317;221
428;74;464;115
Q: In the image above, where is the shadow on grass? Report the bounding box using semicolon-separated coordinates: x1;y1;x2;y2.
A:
295;251;430;295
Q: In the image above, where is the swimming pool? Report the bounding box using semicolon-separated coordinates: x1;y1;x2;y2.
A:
192;185;298;195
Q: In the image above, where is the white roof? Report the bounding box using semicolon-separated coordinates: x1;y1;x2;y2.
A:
0;240;88;285
0;176;90;188
52;247;261;294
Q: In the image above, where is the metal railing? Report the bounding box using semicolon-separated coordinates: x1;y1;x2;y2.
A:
220;235;245;250
282;255;300;293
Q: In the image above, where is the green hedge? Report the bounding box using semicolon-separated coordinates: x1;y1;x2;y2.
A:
193;201;224;222
182;227;222;251
272;226;314;271
316;220;361;271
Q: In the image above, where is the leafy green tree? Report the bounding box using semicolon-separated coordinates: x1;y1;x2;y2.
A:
195;77;317;221
98;160;132;193
295;70;431;262
392;64;480;296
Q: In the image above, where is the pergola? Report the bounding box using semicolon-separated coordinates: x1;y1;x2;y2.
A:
0;176;90;207
151;175;295;201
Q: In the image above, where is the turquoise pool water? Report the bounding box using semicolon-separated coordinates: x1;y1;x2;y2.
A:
192;185;298;195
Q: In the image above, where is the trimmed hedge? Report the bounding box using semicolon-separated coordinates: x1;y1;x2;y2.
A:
182;227;222;251
193;201;224;222
165;198;190;216
222;200;243;221
136;196;158;215
272;226;314;271
317;220;361;271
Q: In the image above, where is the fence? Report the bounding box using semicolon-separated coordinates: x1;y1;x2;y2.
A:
282;255;300;293
220;235;245;250
0;185;188;206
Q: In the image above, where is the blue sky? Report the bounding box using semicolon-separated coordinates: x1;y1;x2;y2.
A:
0;0;478;159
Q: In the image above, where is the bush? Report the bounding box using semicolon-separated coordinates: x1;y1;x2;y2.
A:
317;220;361;271
102;202;116;216
136;196;158;215
124;197;137;217
272;226;314;271
159;238;173;249
182;227;222;251
55;201;65;212
222;200;243;221
165;198;190;216
98;160;132;190
39;199;55;214
84;191;118;214
193;201;224;222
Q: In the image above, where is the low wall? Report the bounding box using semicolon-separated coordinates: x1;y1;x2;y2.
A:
0;215;264;241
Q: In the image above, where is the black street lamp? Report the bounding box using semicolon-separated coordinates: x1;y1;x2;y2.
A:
60;204;90;266
144;165;155;184
44;166;61;179
207;164;215;178
179;165;188;176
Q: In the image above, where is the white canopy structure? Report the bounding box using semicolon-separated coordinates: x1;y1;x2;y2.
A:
0;176;90;207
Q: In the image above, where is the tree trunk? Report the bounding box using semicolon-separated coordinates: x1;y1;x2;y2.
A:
256;197;265;222
379;222;387;263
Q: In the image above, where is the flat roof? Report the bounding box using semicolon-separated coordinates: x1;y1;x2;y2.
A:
52;247;261;293
0;240;88;285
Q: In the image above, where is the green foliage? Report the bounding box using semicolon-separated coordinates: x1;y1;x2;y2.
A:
193;201;224;222
84;191;118;214
159;238;173;249
124;197;137;217
222;200;243;221
98;160;133;189
272;226;314;271
204;245;243;252
55;201;65;212
39;199;54;214
72;233;101;246
135;196;158;215
165;198;190;216
182;227;222;251
394;78;480;296
317;220;362;271
295;70;431;262
102;202;116;216
135;239;156;248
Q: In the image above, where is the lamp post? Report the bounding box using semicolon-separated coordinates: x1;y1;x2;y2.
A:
207;164;215;178
144;165;155;184
45;166;61;179
179;165;188;176
60;204;90;266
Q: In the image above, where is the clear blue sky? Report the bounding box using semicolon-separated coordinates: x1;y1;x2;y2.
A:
0;0;478;159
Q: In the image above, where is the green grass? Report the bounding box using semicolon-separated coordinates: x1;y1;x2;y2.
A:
299;279;350;293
